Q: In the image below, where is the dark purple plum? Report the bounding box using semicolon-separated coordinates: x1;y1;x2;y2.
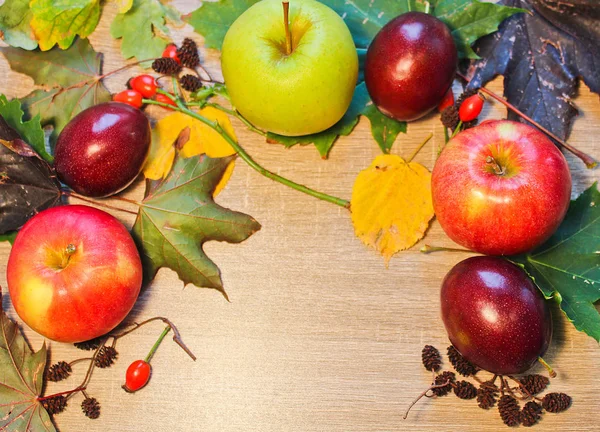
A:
441;256;552;375
364;12;457;122
54;102;151;197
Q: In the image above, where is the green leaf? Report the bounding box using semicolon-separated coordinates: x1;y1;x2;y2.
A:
29;0;101;51
132;153;261;298
186;0;256;51
0;95;49;162
0;231;17;244
0;38;111;146
0;302;54;432
361;104;407;154
0;0;37;50
510;184;600;341
111;0;181;60
266;82;371;158
434;0;526;59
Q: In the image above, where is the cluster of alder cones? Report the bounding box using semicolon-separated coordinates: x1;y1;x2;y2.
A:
418;345;571;427
43;338;118;420
151;38;204;92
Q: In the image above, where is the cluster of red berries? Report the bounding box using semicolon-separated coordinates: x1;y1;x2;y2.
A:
112;43;195;110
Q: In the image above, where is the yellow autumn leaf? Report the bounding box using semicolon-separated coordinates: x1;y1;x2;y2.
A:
116;0;134;13
144;106;237;196
351;154;434;263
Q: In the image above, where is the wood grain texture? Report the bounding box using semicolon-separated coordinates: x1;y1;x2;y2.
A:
0;2;599;431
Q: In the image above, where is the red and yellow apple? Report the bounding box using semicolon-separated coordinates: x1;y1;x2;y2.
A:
7;205;142;343
432;120;571;255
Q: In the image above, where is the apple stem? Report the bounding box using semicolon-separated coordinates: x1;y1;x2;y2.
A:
283;2;292;55
403;379;451;420
143;98;351;209
420;244;471;254
407;132;433;162
145;326;171;363
485;156;506;176
538;357;557;378
456;72;597;169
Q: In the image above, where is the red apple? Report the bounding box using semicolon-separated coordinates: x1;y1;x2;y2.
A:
432;120;571;255
364;12;457;122
7;205;142;343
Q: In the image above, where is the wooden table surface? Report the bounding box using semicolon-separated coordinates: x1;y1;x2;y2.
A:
1;2;599;431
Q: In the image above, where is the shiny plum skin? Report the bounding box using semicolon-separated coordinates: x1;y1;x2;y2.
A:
364;12;457;122
54;102;151;197
441;256;552;375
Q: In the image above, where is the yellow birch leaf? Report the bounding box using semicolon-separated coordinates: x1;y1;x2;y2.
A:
144;106;236;196
351;154;434;263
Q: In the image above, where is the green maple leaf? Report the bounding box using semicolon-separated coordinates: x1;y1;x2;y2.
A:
510;184;600;341
434;0;526;59
361;104;407;154
132;153;261;298
0;0;37;50
0;304;54;432
29;0;101;51
188;0;522;155
0;95;49;162
111;0;181;60
0;38;111;147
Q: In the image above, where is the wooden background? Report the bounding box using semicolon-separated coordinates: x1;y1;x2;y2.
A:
0;2;599;431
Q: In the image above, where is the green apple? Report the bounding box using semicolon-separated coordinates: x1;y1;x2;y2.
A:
221;0;358;136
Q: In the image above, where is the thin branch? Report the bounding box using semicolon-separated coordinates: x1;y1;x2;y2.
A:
456;72;597;169
63;191;138;216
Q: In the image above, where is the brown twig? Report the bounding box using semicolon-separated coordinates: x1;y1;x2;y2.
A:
456;71;597;168
113;317;196;361
403;380;451;419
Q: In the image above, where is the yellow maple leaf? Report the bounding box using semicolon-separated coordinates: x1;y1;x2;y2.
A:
351;154;434;263
144;106;237;196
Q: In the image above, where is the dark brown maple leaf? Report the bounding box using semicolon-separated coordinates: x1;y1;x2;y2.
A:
466;0;600;143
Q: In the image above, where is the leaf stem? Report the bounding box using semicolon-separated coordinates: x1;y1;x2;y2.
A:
420;244;471;254
62;190;138;216
145;326;171;363
456;71;597;168
407;132;433;162
143;99;351;209
38;387;86;401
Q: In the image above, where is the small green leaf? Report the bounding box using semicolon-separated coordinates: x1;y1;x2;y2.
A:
0;38;111;146
29;0;101;51
267;82;371;159
111;0;181;60
0;0;37;50
0;301;54;432
434;0;526;59
132;153;261;297
186;0;257;50
361;104;407;153
0;231;17;244
510;184;600;341
0;95;49;162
